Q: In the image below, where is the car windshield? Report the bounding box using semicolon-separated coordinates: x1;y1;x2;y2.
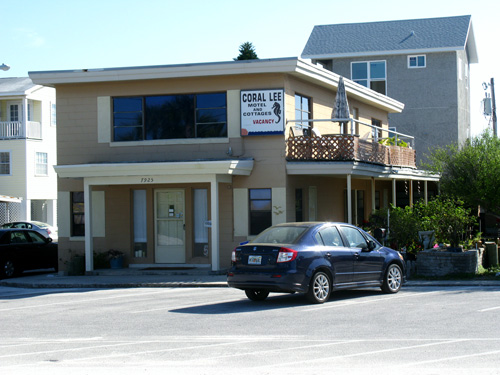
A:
252;226;307;244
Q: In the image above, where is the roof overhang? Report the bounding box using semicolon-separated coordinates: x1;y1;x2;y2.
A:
54;159;254;179
0;195;22;203
286;161;440;181
29;57;404;114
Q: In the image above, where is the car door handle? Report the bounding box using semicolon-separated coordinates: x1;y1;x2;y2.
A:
326;252;331;258
354;252;360;259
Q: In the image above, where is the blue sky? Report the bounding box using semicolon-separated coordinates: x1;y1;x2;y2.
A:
2;0;498;135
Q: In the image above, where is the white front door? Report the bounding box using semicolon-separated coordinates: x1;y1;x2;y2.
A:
155;189;186;263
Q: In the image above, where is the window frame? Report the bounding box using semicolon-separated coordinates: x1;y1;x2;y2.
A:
294;93;312;134
112;92;227;142
35;152;48;176
249;188;272;236
71;192;85;237
408;55;426;69
351;60;387;95
0;151;11;175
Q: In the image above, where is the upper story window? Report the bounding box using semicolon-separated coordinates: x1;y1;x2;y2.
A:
408;55;426;68
35;152;48;176
295;94;311;129
112;92;227;142
351;61;386;95
0;152;11;175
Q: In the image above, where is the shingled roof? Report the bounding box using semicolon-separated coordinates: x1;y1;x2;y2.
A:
302;15;478;63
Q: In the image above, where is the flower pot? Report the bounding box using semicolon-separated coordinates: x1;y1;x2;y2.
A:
109;256;124;269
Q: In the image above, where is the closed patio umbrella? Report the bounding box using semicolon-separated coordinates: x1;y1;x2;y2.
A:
333;76;350;133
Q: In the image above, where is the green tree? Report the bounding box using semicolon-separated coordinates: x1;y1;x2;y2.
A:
234;42;259;61
425;130;500;212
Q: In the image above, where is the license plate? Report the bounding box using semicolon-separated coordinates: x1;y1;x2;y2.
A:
248;255;262;265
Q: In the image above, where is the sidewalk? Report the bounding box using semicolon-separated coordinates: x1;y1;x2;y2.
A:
1;269;500;289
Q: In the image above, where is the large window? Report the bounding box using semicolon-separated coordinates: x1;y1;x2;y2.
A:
351;61;386;95
35;152;48;176
249;188;272;235
0;152;11;175
113;93;227;142
71;192;85;237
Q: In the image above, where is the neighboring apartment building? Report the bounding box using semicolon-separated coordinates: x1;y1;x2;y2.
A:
301;15;478;164
0;78;57;226
30;58;438;273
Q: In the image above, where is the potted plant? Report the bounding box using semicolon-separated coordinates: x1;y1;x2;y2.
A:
108;249;124;269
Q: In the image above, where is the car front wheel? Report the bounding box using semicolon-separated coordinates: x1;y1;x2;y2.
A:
381;264;402;293
245;289;270;301
307;271;331;304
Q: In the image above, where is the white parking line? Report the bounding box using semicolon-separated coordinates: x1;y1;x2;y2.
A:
478;305;500;312
0;289;173;312
303;290;443;312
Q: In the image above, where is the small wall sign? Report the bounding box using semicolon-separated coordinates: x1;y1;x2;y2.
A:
241;89;284;136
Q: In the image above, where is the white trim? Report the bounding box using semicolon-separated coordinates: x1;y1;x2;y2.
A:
408;54;426;68
286;161;440;181
29;58;404;114
304;46;469;60
54;159;254;179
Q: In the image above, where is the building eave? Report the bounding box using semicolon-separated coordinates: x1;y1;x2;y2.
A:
29;57;404;114
53;159;255;179
286;161;439;181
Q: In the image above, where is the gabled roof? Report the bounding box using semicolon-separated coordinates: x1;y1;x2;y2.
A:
302;15;478;63
0;77;38;96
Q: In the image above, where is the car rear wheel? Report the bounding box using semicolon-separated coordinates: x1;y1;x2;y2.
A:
2;259;17;278
307;271;331;304
245;289;270;301
381;264;402;293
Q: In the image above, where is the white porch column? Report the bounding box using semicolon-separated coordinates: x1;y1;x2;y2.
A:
347;175;352;224
392;179;397;207
210;176;220;272
20;199;31;221
424;181;428;204
46;200;57;227
84;179;94;273
371;177;376;212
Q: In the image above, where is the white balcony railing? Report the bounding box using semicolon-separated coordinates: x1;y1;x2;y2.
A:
0;121;42;139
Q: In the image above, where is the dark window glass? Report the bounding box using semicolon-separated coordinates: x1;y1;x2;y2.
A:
370;81;386;95
295;189;303;222
145;95;195;140
113;93;227;141
72;192;85;237
317;226;343;247
113;97;143;141
249;188;272;235
196;93;226;108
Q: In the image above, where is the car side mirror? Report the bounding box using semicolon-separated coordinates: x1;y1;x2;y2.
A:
46;237;53;243
363;240;376;252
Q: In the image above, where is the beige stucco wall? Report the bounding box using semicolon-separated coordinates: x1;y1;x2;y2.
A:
54;71;395;270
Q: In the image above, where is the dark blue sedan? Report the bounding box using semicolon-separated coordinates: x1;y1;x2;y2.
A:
227;222;406;304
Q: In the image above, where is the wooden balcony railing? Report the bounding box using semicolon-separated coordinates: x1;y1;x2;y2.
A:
285;134;416;168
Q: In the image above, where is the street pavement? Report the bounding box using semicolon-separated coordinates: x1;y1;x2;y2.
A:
1;268;500;289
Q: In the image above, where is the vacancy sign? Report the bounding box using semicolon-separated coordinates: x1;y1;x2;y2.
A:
241;89;284;136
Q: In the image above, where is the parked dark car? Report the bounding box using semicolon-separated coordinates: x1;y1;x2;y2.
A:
0;229;58;279
227;222;406;304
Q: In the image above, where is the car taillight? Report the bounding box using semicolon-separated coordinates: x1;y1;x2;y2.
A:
277;247;298;263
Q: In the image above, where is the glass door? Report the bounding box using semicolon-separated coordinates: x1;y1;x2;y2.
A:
155;189;185;263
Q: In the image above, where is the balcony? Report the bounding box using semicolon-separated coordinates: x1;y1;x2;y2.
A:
285;134;416;168
0;121;42;140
